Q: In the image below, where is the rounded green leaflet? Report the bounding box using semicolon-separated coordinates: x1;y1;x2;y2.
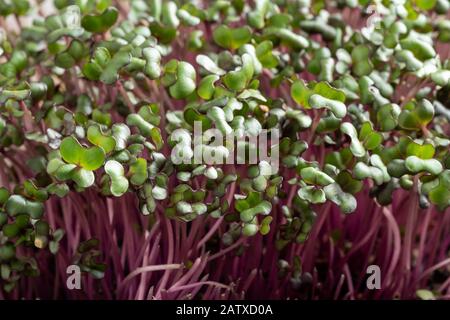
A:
318;57;335;82
111;123;130;150
377;103;401;131
264;27;309;49
82;61;103;81
188;30;204;50
428;170;450;210
60;136;105;170
177;9;200;26
192;203;207;215
205;167;218;180
309;94;347;118
176;201;193;215
198;75;219;100
431;69;450;86
3;223;20;238
252;175;268;192
58;164;78;181
47;5;84;43
324;183;357;214
243;222;259;237
223;54;255;91
395;50;423;71
406;141;435;159
93;47;111;67
351;45;373;77
247;0;269;29
0;243;15;261
399;175;414;190
293;81;346;115
297;186;326;204
184;107;212;128
291;80;312;108
400;37;436;61
300;167;334;186
0;187;10;205
0;212;8;227
196;55;225;76
387;159;409;178
239;200;272;223
87;125;116;153
398;99;435;130
81;7;118;33
212;25;252;50
5;195;44;219
9;50;27;73
126;113;154;137
129;158;148;186
143;47;161;79
71;168;95;188
335;171;363;194
359;122;383;150
370;154;390;183
369;71;393;98
99;51;132;84
152;185;167;200
169;61;196;99
147;0;163;19
104;160;129;196
259;216;272;236
436;0;449;13
47;183;70;197
162;1;180;28
405;156;443;175
0;89;30;103
255;40;278;68
414;0;437;10
239;44;263;75
207;106;233;135
340;123;365;157
354;162;385;185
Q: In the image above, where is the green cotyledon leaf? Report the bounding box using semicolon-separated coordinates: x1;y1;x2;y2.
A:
87;125;116;153
212;25;252;50
60;136;105;170
291;80;346;117
104;160;129;196
81;7;119;33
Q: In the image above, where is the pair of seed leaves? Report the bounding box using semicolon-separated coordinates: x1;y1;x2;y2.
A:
212;25;252;50
103;157;149;197
162;59;197;99
3;194;44;220
297;167;357;214
197;52;255;94
341;122;383;157
47;5;118;42
51;130;112;185
53;125;149;194
126;103;163;150
81;7;118;33
51;7;118;69
291;80;347;118
242;215;273;237
196;45;274;98
398;99;434;131
49;136;105;188
0;182;45;222
165;184;207;222
82;47;131;84
235;191;272;224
